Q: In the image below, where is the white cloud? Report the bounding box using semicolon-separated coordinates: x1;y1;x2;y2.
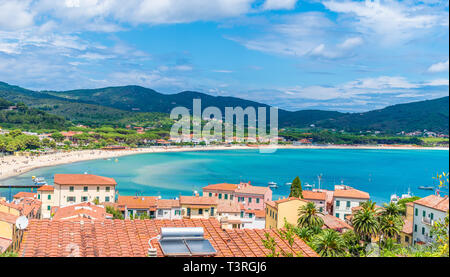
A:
0;0;34;30
212;69;233;73
338;37;363;49
428;59;449;72
262;0;297;11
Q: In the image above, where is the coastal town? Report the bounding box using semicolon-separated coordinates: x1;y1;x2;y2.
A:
0;170;448;257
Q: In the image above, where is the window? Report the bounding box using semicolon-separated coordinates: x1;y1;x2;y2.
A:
249;213;253;219
224;194;228;200
405;236;409;243
83;186;88;192
248;197;252;203
47;205;51;211
414;224;417;232
209;192;212;197
38;194;40;199
319;207;323;212
105;196;110;202
210;207;214;216
256;198;260;204
187;208;191;216
336;213;340;219
336;200;340;207
422;210;426;217
97;186;100;192
175;210;181;216
158;210;163;216
69;186;74;192
218;194;222;199
106;187;110;192
230;195;234;200
81;196;88;202
67;196;76;202
47;194;51;200
415;208;418;216
430;213;434;220
240;211;244;218
346;201;351;208
422;227;425;235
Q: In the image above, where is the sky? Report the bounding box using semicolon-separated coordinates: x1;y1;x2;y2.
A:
0;0;448;112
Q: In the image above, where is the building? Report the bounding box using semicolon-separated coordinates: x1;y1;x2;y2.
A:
332;185;370;220
302;190;327;213
0;211;20;253
51;202;112;221
53;174;117;207
13;192;36;199
18;218;319;257
319;214;353;233
117;196;158;219
397;202;414;246
412;195;449;245
217;200;242;229
37;185;55;219
265;197;309;229
203;182;272;210
241;209;266;229
155;199;182;219
1;196;41;219
179;195;218;219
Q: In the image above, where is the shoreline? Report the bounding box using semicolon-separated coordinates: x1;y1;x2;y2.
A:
0;144;448;182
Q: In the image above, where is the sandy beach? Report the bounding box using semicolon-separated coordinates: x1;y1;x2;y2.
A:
0;144;447;181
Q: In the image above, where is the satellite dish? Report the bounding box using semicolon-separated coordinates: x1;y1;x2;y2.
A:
16;216;29;230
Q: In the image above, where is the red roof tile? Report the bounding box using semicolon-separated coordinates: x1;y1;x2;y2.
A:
156;199;180;209
203;183;238;191
218;200;240;213
414;195;449;212
0;237;12;253
0;211;18;224
118;196;158;210
52;202;111;221
302;191;327;201
37;185;54;191
54;174;117;186
179;196;218;206
13;192;36;199
320;214;353;231
333;188;370;199
18;219;318;257
235;183;270;195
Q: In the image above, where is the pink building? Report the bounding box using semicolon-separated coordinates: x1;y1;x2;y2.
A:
202;182;272;210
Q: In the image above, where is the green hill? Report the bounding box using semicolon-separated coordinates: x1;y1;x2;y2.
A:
0;81;448;134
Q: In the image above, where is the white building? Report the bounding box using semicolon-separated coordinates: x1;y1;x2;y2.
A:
156;199;182;219
241;210;265;229
412;195;449;245
302;190;327;214
332;185;370;220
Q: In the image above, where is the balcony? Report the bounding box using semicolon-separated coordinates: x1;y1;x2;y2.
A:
422;217;434;226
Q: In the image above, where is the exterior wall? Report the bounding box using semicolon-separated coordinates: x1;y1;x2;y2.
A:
265;205;278;229
0;221;13;240
37;191;54;219
54;184;116;207
333;197;366;220
217;212;242;229
412;204;447;244
156;208;182;219
265;200;308;229
242;217;265;229
398;232;412;246
203;190;236;202
125;208;155;219
304;199;327;214
181;205;217;219
0;203;20;216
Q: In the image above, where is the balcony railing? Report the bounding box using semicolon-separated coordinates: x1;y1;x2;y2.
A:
422;217;434;226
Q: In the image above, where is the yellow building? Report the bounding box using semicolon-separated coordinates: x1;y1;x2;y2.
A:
0;201;21;216
179;195;218;219
0;211;22;253
265;197;309;229
37;185;55;219
397;202;414;246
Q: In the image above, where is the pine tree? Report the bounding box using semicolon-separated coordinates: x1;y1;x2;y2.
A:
289;176;303;198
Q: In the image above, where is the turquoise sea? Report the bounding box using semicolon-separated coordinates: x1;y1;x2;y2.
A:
1;149;448;204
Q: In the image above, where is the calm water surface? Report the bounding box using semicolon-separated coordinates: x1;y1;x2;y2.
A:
1;149;448;204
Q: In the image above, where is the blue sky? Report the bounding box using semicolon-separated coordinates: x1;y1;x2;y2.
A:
0;0;448;112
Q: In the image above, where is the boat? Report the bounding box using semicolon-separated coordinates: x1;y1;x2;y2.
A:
390;188;413;203
32;176;47;186
268;182;278;189
418;186;434;191
285;182;292;186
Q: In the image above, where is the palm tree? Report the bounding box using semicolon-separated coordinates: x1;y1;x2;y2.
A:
352;208;379;243
294;227;314;242
381;202;402;218
379;214;403;239
360;200;378;213
311;229;347;257
297;202;324;229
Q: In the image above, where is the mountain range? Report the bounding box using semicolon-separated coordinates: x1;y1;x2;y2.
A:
0;81;448;134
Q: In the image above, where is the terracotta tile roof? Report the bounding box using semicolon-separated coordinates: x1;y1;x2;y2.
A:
203;183;238;191
18;219;318;257
118;196;158;210
0;211;18;224
402;219;413;234
0;199;41;218
0;237;12;253
333;188;370;200
179;196;218;206
218;200;241;213
156;199;180;209
13;192;36;199
235;183;270;195
246;209;265;218
54;174;117;186
414;195;449;212
302;191;327;201
37;185;54;191
52;202;112;221
320;214;353;231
